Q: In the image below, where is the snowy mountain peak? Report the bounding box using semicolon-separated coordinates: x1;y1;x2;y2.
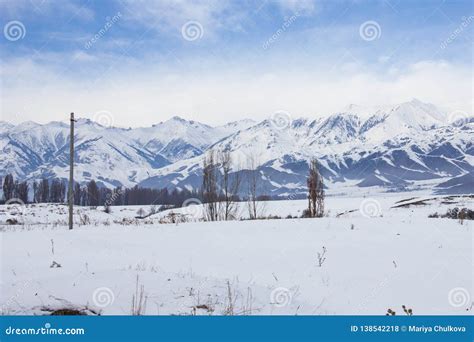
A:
75;118;100;127
14;121;42;131
168;115;195;124
358;99;449;142
220;119;256;129
408;97;424;106
339;103;385;117
75;117;122;130
399;98;445;116
0;121;15;131
388;99;446;128
312;113;361;144
341;103;369;115
170;115;187;122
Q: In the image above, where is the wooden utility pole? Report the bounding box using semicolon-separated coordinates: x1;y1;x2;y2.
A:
68;112;75;230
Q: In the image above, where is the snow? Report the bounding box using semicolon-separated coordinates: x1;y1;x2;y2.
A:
1;193;472;316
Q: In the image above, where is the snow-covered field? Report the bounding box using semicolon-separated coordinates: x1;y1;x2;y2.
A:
0;193;472;316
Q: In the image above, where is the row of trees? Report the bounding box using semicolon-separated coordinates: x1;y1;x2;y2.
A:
2;175;69;204
202;150;243;221
201;150;325;221
202;150;268;221
1;174;199;207
202;150;322;221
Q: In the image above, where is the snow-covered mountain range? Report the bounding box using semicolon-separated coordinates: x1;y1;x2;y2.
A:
1;99;472;196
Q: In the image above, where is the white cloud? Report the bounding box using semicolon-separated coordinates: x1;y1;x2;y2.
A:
120;0;249;39
1;55;471;126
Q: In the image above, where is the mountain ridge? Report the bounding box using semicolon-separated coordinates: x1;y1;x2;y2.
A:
1;99;472;196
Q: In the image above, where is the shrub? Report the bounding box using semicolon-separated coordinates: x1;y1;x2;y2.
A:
78;212;90;225
159;212;188;224
429;207;474;221
301;208;312;218
6;218;19;225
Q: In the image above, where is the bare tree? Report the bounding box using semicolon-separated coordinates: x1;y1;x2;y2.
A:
33;181;39;203
16;181;29;203
50;178;66;203
246;154;265;219
307;158;324;217
74;182;81;205
87;180;100;207
218;150;241;220
39;178;49;203
202;150;219;221
2;174;14;201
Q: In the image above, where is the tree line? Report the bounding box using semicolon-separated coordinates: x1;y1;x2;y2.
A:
1;174;199;207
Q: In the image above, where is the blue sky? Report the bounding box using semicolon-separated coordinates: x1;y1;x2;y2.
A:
1;0;472;126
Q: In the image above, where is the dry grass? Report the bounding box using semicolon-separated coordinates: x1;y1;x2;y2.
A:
131;275;148;315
